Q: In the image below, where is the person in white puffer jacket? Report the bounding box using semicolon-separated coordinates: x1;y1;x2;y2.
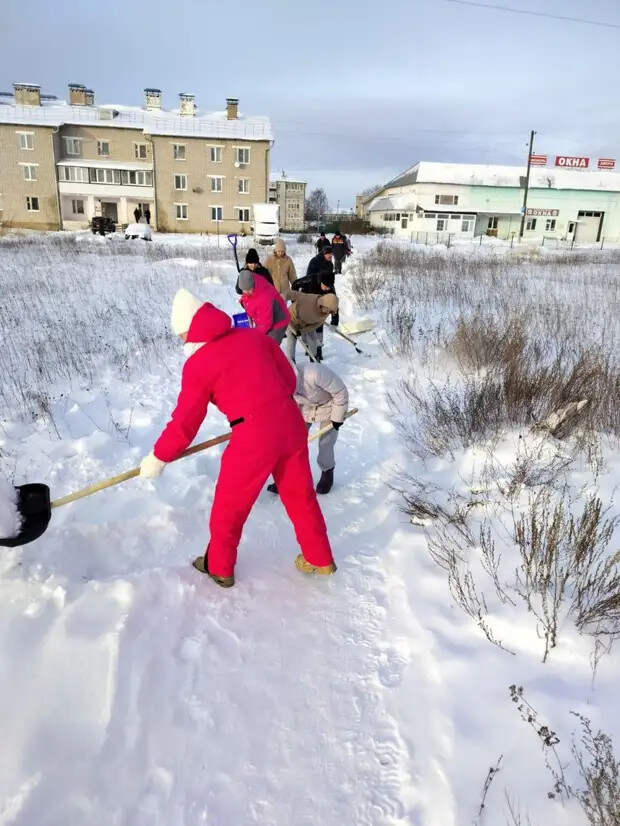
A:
268;362;349;495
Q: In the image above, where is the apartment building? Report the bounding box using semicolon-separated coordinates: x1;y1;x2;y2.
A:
0;83;273;233
268;176;306;231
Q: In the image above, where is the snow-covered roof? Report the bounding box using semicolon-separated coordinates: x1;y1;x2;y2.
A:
379;161;620;193
368;194;418;212
0;94;273;142
269;176;306;184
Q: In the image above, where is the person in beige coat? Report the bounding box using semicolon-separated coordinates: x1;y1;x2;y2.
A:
265;239;297;298
286;291;339;362
268;361;349;494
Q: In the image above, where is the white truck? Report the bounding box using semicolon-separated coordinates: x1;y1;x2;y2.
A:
252;203;279;245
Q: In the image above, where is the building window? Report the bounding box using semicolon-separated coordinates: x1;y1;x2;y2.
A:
59;166;89;183
210;176;223;192
545;218;557;231
26;196;39;211
435;194;458;205
173;144;186;160
236;207;250;222
209;146;223;163
174;174;187;190
134;143;147;159
461;216;474;233
90;167;121;184
488;216;499;230
211;206;223;220
238;178;249;194
97;140;110;156
436;218;447;231
175;203;188;220
21;164;38;181
18;132;35;150
64;137;82;156
568;221;576;234
71;199;85;215
120;170;153;186
235;147;250;165
526;218;537;231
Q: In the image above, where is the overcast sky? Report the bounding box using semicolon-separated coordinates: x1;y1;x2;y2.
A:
2;0;619;208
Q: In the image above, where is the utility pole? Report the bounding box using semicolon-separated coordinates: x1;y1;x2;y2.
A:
519;129;536;239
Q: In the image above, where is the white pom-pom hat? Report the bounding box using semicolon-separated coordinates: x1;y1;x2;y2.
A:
170;288;203;335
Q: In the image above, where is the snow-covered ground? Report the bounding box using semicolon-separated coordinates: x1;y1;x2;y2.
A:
0;231;617;825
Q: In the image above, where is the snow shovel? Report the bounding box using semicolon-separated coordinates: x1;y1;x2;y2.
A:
0;431;233;549
227;233;241;273
0;409;360;549
329;326;368;356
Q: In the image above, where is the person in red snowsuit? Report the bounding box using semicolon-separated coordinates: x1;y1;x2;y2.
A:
238;270;290;344
139;289;336;587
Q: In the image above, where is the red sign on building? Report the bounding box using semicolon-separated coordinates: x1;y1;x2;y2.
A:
555;156;590;169
598;158;616;170
529;154;547;166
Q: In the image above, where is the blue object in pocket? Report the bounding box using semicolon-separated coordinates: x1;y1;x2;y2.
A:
233;312;250;328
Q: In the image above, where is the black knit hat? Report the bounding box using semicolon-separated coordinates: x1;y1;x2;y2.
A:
322;245;333;254
245;248;260;264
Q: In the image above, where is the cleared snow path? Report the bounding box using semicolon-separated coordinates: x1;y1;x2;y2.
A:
0;240;451;825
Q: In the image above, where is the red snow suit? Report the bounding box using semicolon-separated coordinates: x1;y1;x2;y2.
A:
240;275;290;335
153;303;334;577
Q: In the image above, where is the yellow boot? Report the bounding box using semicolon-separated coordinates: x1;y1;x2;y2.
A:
295;553;337;576
192;555;234;588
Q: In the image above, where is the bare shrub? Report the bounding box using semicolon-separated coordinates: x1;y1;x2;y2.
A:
571;713;620;826
389;376;507;459
509;684;570;801
514;494;618;662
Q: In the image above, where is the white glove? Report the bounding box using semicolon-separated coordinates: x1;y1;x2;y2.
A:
139;451;167;479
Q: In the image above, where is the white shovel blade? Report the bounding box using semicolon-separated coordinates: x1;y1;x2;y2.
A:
338;319;376;337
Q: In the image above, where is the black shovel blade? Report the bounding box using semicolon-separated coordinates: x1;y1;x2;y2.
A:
0;484;52;547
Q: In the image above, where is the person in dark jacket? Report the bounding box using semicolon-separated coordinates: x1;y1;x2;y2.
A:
144;206;151;225
315;232;330;254
235;247;274;294
331;228;351;274
133;206;142;223
291;246;337;361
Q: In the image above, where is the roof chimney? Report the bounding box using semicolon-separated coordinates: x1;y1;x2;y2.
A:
13;82;41;106
144;88;162;110
179;92;195;116
85;88;95;105
226;97;238;120
69;83;88;105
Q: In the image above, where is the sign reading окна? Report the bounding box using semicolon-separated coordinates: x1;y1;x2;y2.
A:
526;208;559;217
555;156;590;169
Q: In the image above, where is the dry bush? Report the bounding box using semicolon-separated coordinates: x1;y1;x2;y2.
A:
514;494;618;662
571;713;620;826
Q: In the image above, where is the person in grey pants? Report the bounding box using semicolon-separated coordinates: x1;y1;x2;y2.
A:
268;361;349;495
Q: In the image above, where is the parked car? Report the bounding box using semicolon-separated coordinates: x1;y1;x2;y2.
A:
124;222;152;241
91;216;116;236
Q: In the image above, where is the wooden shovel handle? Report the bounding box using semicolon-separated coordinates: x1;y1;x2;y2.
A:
51;431;233;509
50;408;359;510
307;407;358;442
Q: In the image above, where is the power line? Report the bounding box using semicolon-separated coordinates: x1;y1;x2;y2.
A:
442;0;620;29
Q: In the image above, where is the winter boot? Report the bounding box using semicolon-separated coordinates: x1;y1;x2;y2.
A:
295;553;337;575
192;554;234;588
316;468;334;495
315;345;323;362
267;482;279;494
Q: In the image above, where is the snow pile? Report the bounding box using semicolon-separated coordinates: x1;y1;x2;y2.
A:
0;477;21;538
